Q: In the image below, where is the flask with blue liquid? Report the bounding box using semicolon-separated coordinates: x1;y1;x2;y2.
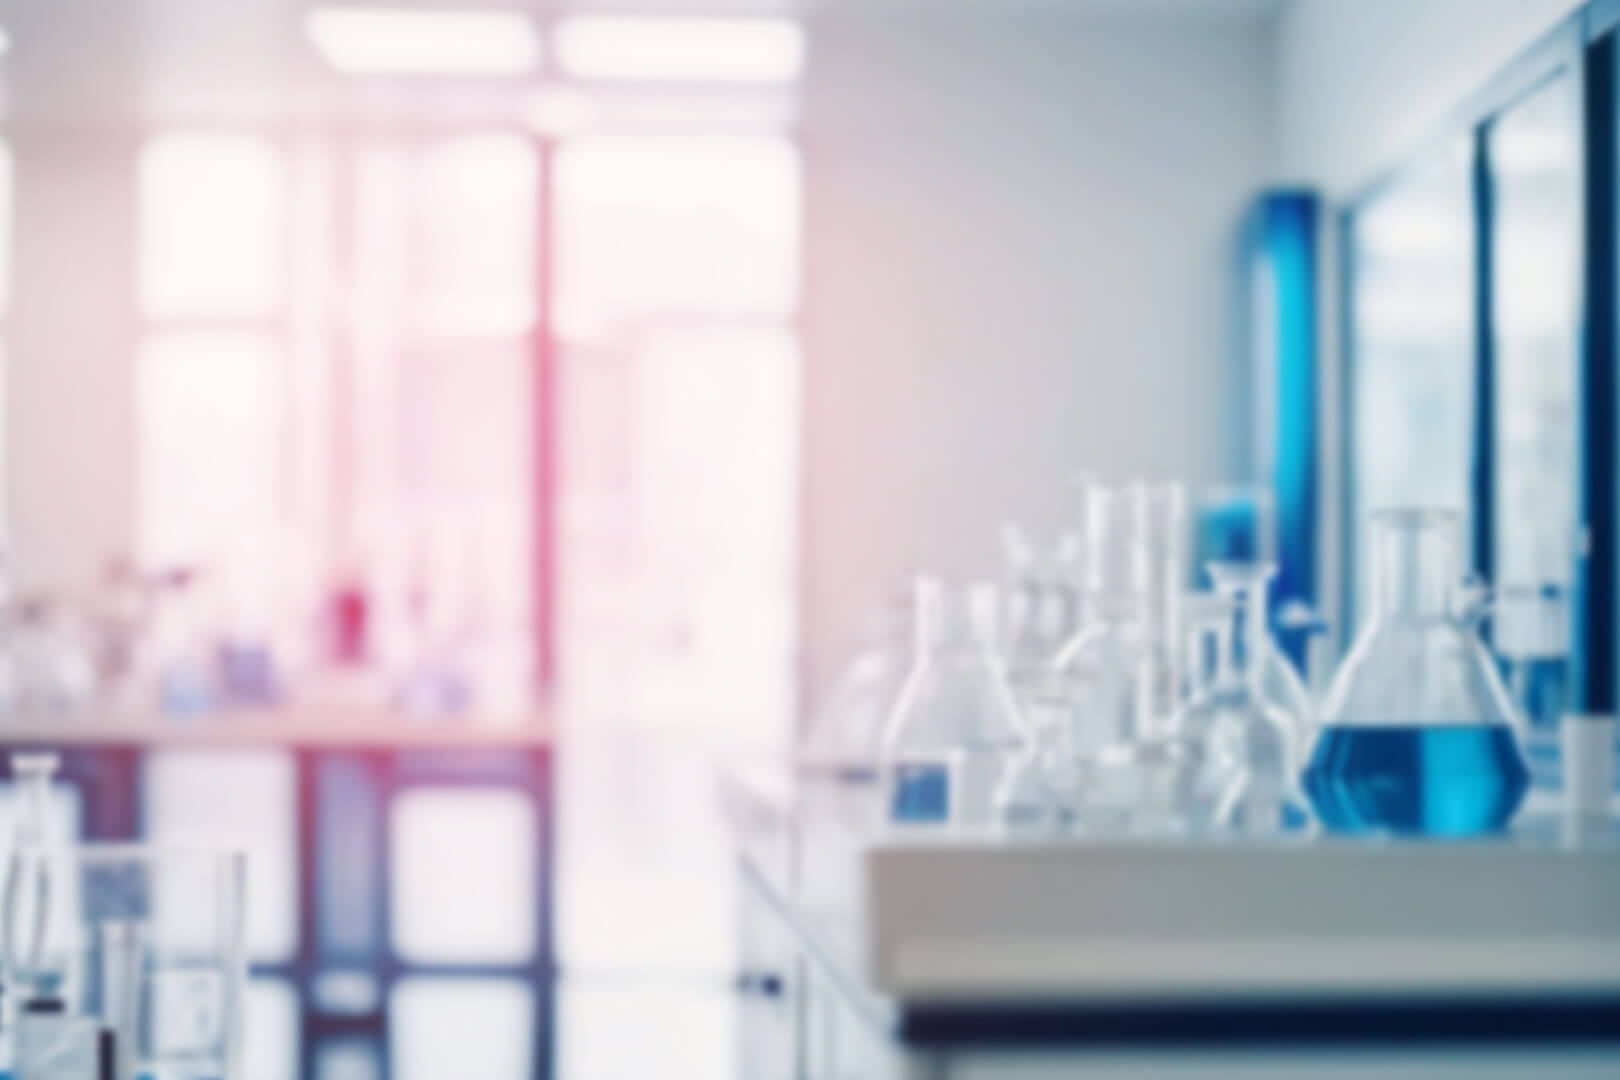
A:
1304;508;1530;836
880;578;1026;826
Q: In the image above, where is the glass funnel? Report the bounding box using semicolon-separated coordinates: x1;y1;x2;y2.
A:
1304;508;1530;835
879;579;1026;826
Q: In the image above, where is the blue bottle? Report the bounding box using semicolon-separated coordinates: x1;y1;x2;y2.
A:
1306;509;1530;836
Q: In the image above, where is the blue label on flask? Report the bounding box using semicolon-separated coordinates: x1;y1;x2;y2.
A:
890;761;950;822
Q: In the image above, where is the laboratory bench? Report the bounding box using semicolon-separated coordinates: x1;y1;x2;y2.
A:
0;704;557;1080
721;764;1620;1079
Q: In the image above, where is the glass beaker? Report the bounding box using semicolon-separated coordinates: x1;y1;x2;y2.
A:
3;845;246;1080
880;578;1027;826
1305;508;1530;835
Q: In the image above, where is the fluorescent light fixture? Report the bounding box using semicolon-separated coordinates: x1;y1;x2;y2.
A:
305;6;540;76
524;87;596;137
555;16;804;84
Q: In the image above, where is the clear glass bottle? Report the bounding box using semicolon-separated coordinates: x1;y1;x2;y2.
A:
880;579;1027;826
1304;508;1530;835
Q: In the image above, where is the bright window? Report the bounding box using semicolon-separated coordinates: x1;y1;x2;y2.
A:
389;978;534;1080
390;787;537;964
139;133;286;319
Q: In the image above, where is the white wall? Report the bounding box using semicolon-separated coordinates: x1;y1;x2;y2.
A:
1272;0;1585;196
798;10;1273;697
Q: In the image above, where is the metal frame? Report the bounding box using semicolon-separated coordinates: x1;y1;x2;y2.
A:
1335;13;1589;656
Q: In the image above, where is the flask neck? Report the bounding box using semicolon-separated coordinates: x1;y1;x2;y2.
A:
1372;514;1455;618
1208;563;1271;692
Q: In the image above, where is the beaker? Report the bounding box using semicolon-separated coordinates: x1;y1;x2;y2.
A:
3;845;246;1080
800;588;914;783
880;578;1027;826
1304;508;1530;835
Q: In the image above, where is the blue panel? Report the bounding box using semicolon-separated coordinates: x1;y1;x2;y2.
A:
1244;191;1319;665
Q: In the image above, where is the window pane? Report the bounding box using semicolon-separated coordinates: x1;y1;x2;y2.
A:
315;1039;381;1080
555;136;798;335
354;135;538;339
1349;136;1475;614
389;978;533;1080
143;750;298;963
390;787;537;964
245;978;299;1080
556;983;734;1080
0;781;83;844
139;132;286;319
1490;74;1580;594
136;332;282;581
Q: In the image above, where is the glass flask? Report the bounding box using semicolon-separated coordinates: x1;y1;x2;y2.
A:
800;589;913;782
1047;483;1153;826
1198;563;1309;833
1304;508;1530;835
999;523;1084;708
1207;562;1314;750
1157;592;1235;829
1493;583;1569;790
880;578;1026;826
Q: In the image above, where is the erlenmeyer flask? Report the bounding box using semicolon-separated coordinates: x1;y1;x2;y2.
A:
801;588;914;781
880;579;1026;825
1207;563;1314;751
1304;509;1530;835
1199;564;1309;833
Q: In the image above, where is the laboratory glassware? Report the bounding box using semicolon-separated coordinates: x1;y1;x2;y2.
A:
1158;592;1236;829
880;578;1026;826
1135;483;1188;745
1198;563;1309;833
801;589;914;781
1304;508;1530;835
4;845;246;1080
1494;583;1568;734
1207;562;1314;750
3;754;60;1002
1048;483;1153;826
999;523;1084;707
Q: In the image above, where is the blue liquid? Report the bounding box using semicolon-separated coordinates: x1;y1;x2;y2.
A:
1302;725;1529;836
890;761;950;822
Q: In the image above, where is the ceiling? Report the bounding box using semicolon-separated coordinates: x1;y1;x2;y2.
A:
0;0;1290;129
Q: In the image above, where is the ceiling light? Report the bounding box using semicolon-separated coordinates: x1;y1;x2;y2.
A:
305;6;540;76
555;16;804;84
